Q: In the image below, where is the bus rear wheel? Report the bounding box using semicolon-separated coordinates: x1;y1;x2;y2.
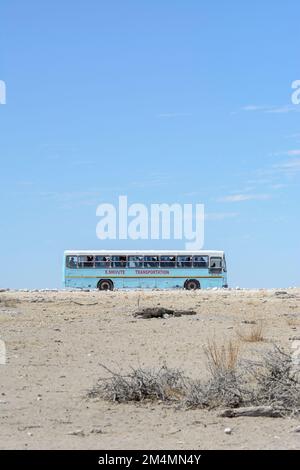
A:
97;279;114;291
184;279;200;290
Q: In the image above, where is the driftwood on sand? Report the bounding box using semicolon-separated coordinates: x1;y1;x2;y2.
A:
133;307;197;319
219;406;282;418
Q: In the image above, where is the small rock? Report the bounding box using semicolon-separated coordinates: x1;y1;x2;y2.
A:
68;429;85;437
224;427;232;435
293;426;300;433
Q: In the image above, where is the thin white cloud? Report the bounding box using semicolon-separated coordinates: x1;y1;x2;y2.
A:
266;105;300;114
270;149;300;157
242;105;267;111
219;194;271;203
273;158;300;172
241;104;300;114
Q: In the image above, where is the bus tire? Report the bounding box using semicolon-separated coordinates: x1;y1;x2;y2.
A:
184;279;200;290
97;279;114;291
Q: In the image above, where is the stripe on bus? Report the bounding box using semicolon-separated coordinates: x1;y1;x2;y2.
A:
65;275;223;279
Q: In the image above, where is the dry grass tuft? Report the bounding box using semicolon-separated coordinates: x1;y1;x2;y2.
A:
237;320;265;343
204;338;241;373
285;317;300;327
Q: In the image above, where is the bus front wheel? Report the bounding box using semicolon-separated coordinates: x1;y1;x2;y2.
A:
184;279;200;290
97;279;114;291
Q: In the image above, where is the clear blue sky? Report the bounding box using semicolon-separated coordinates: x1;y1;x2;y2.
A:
0;0;299;289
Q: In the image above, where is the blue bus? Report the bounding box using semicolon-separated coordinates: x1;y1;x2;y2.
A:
63;250;228;290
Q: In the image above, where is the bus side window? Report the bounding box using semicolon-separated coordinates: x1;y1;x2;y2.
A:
150;256;159;268
160;256;176;268
177;256;184;268
77;256;94;268
144;256;159;268
66;256;77;268
193;256;208;268
95;256;109;268
111;256;126;268
77;256;85;268
95;256;103;268
177;256;192;267
111;256;119;268
210;257;222;270
128;256;136;268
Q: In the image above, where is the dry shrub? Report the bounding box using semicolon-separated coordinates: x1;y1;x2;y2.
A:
238;320;265;343
184;369;247;409
251;346;300;416
88;364;186;403
184;338;246;409
88;344;299;417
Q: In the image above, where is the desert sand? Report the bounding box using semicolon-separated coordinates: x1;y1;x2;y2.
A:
0;288;299;450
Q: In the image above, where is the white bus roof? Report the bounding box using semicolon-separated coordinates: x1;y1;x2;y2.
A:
64;250;224;257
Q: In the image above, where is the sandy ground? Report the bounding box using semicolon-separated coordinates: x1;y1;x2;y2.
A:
0;288;299;450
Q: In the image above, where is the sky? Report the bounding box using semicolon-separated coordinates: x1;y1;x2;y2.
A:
0;0;299;289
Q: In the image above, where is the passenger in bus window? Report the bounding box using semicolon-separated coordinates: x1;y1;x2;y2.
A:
120;256;126;268
85;256;93;268
68;257;76;268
